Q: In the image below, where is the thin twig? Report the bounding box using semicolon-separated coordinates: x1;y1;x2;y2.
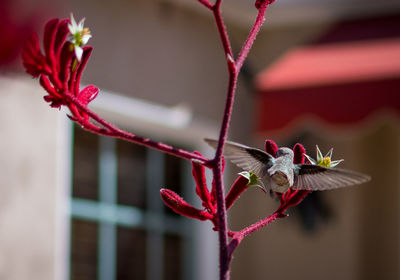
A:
198;0;213;9
228;211;281;258
236;2;269;71
64;93;209;163
210;6;237;278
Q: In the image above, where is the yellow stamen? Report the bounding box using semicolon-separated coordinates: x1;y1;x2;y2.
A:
82;28;91;36
319;157;331;167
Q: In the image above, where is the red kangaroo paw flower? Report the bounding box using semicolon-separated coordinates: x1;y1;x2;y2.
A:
265;139;278;157
293;143;306;165
225;175;249;210
21;15;97;125
160;189;213;221
192;152;213;212
21;34;50;77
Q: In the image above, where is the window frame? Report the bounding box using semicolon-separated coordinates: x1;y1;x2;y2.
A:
61;90;219;280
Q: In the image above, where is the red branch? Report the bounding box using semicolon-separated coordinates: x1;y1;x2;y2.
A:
236;0;270;71
64;92;208;162
228;212;280;258
204;1;272;279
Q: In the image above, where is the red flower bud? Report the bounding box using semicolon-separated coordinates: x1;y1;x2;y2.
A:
293;143;306;164
160;189;213;221
192;152;213;211
225;175;249;210
265;139;278;157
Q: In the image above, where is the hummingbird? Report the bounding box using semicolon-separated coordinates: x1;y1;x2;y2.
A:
205;139;371;193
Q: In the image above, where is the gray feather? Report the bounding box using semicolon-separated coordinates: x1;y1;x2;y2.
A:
293;165;371;191
204;138;274;178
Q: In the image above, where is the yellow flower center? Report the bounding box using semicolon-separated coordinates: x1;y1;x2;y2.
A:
319;157;331;168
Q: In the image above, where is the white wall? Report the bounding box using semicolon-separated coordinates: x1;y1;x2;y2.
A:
0;76;70;280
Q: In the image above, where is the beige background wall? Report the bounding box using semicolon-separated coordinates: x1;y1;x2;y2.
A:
0;76;70;280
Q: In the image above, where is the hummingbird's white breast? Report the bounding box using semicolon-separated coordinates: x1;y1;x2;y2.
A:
270;171;291;193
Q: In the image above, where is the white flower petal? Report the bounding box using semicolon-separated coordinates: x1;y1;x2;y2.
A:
81;34;91;45
325;148;333;159
70;14;78;28
330;159;344;168
304;154;317;165
77;18;86;30
67;23;74;34
316;145;323;162
74;46;83;61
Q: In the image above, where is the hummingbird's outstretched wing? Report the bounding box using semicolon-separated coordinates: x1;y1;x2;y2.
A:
293;164;371;191
204;139;274;178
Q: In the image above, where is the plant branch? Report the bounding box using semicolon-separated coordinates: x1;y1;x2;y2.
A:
198;0;213;9
212;4;234;63
228;211;282;258
235;2;269;71
212;165;230;280
203;1;273;279
64;93;209;163
207;1;239;279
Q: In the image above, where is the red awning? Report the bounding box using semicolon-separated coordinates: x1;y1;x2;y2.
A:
255;38;400;135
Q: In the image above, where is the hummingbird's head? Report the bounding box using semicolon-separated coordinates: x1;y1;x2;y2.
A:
276;147;293;158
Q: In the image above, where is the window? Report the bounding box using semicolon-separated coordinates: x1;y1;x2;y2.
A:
69;124;193;280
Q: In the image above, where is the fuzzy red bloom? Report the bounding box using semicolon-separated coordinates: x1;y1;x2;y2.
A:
21;17;98;125
225;175;250;210
160;189;213;221
192;152;213;212
21;34;50;77
265;139;278;157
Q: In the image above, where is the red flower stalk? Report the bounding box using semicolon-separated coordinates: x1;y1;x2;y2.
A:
22;18;97;124
255;0;276;9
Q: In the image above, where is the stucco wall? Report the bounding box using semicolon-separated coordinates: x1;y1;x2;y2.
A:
0;76;69;280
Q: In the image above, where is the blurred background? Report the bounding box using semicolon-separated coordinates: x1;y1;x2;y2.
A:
0;0;399;279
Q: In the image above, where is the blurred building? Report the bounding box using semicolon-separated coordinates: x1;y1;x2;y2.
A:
0;0;399;280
